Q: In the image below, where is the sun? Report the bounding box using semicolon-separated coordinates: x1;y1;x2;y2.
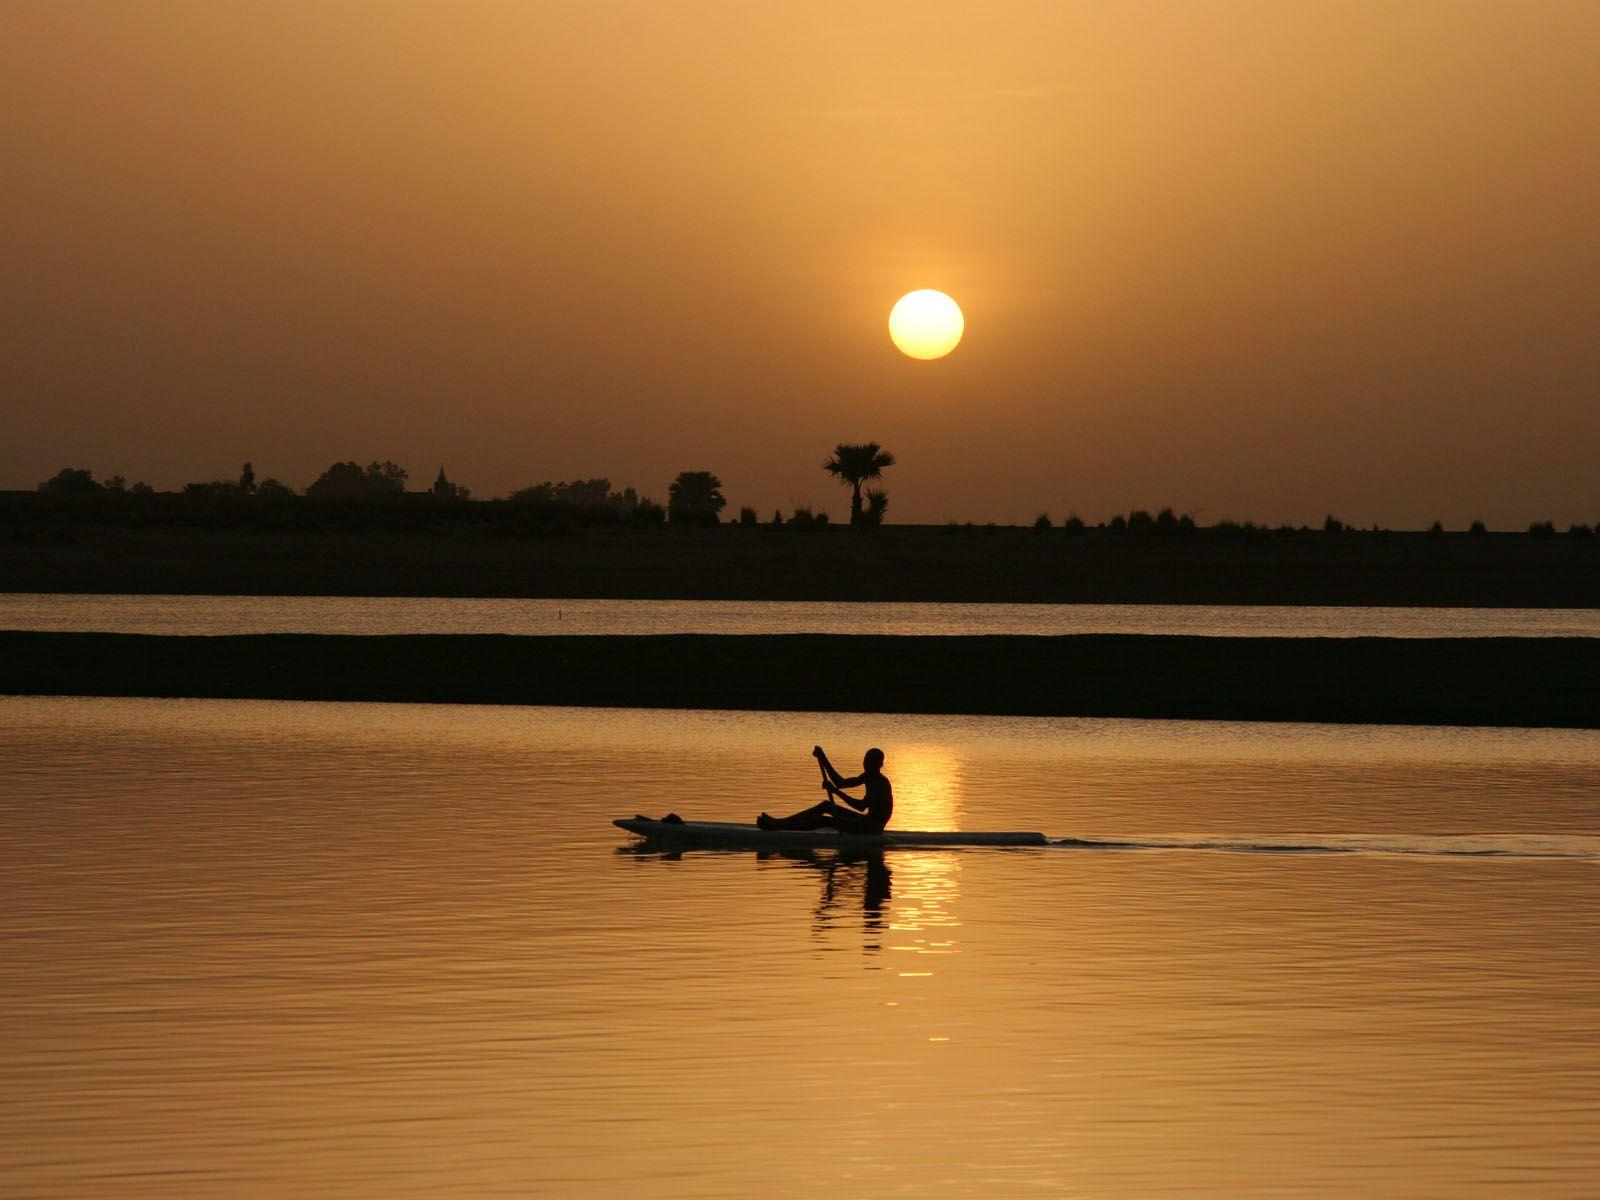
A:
888;290;963;360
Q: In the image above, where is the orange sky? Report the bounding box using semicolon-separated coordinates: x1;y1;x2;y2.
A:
3;1;1597;525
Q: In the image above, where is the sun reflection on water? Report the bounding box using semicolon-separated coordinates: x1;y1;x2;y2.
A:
887;851;962;943
883;742;964;831
877;745;967;962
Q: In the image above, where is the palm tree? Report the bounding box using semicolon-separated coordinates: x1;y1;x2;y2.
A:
823;442;895;526
667;470;726;525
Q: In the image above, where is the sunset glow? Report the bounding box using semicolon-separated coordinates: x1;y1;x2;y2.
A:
4;4;1600;523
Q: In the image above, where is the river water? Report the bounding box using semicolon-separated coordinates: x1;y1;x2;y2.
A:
4;593;1600;637
5;695;1599;1198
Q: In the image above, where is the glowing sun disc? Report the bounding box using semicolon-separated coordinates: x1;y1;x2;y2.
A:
889;290;963;360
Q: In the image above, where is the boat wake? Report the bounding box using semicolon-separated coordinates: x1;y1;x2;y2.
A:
1050;834;1600;859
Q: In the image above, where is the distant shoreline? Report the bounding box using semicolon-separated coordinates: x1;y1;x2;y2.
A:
5;632;1599;729
4;524;1600;607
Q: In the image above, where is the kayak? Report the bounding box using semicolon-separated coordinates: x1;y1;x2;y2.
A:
613;818;1048;848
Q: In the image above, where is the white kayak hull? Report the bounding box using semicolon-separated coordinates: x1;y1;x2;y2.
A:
614;818;1047;848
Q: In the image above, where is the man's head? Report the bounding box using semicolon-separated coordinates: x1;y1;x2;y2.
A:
863;747;885;774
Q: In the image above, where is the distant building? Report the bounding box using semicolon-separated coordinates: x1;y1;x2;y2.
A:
430;466;466;500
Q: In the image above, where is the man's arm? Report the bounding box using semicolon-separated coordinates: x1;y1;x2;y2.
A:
825;780;869;811
815;746;848;790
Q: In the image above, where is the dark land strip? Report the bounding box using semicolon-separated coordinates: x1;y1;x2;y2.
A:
4;525;1600;605
5;632;1599;728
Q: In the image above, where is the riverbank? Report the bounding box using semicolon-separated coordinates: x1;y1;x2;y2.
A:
5;632;1598;727
4;523;1600;605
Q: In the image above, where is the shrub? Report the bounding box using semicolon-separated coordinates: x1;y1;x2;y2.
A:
1212;518;1268;539
738;505;757;526
1528;520;1556;537
787;506;830;529
1468;520;1487;536
183;479;239;496
512;479;608;507
1428;520;1444;537
788;505;820;530
1568;523;1594;538
1323;514;1345;533
1061;514;1086;535
508;478;646;528
1033;512;1052;531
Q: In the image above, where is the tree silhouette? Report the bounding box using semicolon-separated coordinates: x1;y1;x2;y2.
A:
38;468;101;495
823;442;895;526
365;461;408;494
306;462;370;498
302;460;405;498
667;471;726;525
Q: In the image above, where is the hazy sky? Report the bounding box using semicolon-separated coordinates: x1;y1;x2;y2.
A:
3;1;1597;525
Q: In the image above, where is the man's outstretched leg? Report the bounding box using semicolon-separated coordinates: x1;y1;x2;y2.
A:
757;801;835;831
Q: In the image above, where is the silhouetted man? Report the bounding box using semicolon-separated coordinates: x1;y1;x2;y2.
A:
758;745;893;834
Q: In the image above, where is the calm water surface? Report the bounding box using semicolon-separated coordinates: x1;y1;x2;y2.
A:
5;696;1600;1198
6;592;1600;637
